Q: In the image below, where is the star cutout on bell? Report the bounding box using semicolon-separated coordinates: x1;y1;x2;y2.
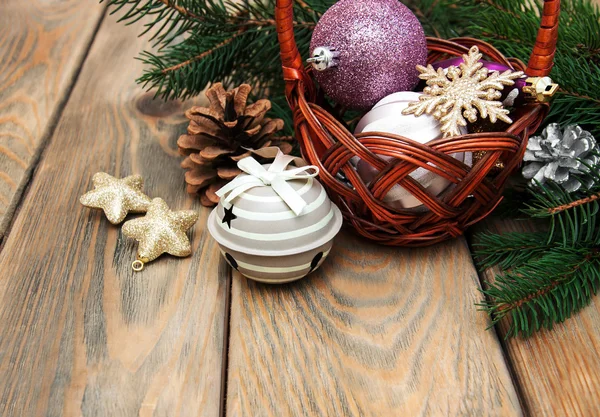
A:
122;198;199;270
222;205;237;228
80;172;152;224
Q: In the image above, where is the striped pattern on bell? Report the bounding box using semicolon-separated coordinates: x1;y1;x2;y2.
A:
207;151;343;284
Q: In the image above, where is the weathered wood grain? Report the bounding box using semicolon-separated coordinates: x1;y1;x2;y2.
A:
0;12;228;417
474;218;600;417
0;0;105;238
226;232;523;416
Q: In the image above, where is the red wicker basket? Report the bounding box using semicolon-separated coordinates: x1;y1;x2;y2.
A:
275;0;560;246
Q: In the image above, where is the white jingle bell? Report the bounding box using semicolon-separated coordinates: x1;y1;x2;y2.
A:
355;91;472;209
208;151;343;284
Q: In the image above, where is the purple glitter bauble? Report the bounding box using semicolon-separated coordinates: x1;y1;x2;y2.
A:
310;0;427;109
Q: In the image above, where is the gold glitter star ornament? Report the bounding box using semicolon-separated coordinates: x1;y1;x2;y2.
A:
122;198;198;271
403;46;523;137
80;172;152;224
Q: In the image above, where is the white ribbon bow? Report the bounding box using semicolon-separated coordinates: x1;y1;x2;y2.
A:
216;150;320;216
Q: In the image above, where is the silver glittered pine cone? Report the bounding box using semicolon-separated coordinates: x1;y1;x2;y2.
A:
522;124;599;192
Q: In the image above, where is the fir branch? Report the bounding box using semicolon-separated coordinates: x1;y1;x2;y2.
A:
477;153;600;337
559;89;600;106
474;232;552;270
104;0;324;134
522;170;600;245
137;30;260;100
546;95;600;137
103;0;206;46
548;192;600;215
103;0;600;136
476;0;525;19
155;0;200;19
160;30;244;74
481;247;600;338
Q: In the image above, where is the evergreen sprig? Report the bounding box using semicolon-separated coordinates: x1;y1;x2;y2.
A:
102;0;324;117
523;182;600;246
476;231;554;270
480;246;600;338
476;160;600;338
102;0;600;136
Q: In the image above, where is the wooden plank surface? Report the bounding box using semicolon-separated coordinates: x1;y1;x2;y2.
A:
0;0;105;238
475;218;600;417
0;1;597;416
0;12;228;417
226;232;523;416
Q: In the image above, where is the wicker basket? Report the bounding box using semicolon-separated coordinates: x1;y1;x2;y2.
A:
275;0;560;246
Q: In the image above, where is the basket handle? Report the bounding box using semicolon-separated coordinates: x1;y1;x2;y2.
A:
527;0;560;76
276;0;311;104
275;0;560;82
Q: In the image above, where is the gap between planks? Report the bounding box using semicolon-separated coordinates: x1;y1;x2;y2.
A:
0;6;108;251
465;231;532;417
219;268;233;417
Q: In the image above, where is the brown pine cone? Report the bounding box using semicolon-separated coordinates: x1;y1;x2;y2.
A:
177;83;291;206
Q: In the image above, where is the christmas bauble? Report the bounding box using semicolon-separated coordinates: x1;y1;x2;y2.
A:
309;0;427;109
355;92;471;209
208;157;343;284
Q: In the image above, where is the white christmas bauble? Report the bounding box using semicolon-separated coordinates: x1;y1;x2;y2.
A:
354;92;472;209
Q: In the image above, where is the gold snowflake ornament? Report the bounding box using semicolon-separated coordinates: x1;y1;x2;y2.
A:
403;46;524;137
